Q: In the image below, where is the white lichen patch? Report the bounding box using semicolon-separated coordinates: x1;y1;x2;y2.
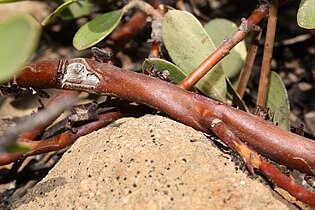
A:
61;62;100;88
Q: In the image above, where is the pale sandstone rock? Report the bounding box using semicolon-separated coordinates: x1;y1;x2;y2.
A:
14;115;294;210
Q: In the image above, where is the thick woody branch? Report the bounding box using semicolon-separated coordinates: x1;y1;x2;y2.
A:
15;58;315;177
13;58;315;206
208;116;315;207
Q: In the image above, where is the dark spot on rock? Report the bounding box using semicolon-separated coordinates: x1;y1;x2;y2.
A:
150;129;153;133
67;150;71;153
167;184;171;188
133;183;137;188
123;177;127;181
130;158;134;162
128;190;132;194
116;176;120;180
163;191;168;195
39;191;43;195
110;189;114;192
150;134;155;138
182;158;187;162
170;197;174;201
120;159;123;163
78;162;81;165
137;171;141;174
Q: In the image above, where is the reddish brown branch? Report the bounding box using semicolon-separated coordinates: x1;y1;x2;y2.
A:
15;58;315;177
178;1;269;90
257;0;279;106
207;116;315;206
20;90;78;140
13;58;315;206
107;10;147;52
0;105;148;165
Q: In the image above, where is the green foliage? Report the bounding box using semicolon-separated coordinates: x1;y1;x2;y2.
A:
204;18;247;81
73;9;124;50
162;10;227;102
142;58;196;91
0;13;41;84
297;0;315;29
267;71;290;130
59;0;93;21
142;58;189;85
42;0;93;25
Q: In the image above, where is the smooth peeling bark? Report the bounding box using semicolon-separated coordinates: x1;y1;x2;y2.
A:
16;58;315;176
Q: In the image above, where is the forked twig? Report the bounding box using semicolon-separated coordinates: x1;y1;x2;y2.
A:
178;1;269;90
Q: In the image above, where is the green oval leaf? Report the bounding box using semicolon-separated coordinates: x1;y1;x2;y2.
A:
142;58;187;84
162;10;226;102
267;71;290;130
297;0;315;29
73;9;123;50
0;13;41;84
142;58;196;91
204;18;247;81
42;0;79;26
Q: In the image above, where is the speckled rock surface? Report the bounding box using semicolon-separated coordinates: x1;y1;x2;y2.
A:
13;115;294;210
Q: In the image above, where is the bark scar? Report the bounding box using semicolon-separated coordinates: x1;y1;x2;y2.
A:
57;58;100;89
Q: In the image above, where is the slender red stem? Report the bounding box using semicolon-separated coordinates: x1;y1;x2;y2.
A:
178;2;269;90
0;105;148;165
257;0;279;106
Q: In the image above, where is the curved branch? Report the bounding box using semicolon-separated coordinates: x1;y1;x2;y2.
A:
16;58;315;177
